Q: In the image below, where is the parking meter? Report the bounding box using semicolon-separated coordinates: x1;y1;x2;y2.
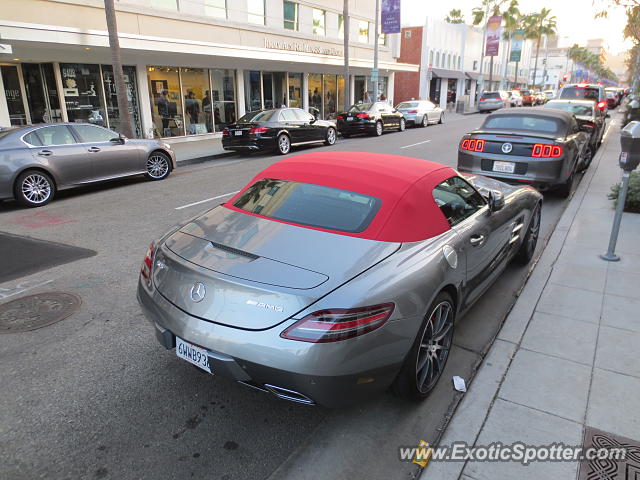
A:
602;121;640;261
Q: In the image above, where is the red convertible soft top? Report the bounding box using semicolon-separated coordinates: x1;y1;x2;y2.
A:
224;151;455;242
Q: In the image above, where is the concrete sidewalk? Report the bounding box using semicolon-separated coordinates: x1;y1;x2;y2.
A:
424;115;640;479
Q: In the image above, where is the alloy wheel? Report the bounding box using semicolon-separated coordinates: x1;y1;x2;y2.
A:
375;121;383;136
421;115;428;127
278;134;291;154
399;118;406;131
326;127;336;145
415;301;454;394
147;154;169;179
525;206;541;258
21;174;52;205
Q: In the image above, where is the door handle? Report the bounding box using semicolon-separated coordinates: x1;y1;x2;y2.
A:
37;150;52;157
88;147;101;153
470;235;485;246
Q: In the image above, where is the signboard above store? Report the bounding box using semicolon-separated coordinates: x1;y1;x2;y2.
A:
264;38;342;57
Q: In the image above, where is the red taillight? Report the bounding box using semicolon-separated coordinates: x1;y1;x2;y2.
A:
461;138;485;152
249;126;269;134
140;243;156;288
222;128;230;136
597;101;606;110
480;98;486;101
337;115;344;120
356;113;370;119
280;303;395;343
408;109;418;113
532;144;563;158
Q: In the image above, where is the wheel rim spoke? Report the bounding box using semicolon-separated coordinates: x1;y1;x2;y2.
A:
415;301;453;393
147;156;168;178
22;175;51;203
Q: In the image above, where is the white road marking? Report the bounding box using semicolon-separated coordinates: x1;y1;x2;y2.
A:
400;140;432;149
0;279;54;300
175;190;240;210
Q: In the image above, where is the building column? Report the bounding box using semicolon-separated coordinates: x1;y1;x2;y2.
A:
52;62;68;122
349;74;355;105
236;69;246;118
456;78;464;106
439;79;447;110
387;72;395;105
469;81;477;108
136;64;153;139
302;73;309;111
0;70;10;128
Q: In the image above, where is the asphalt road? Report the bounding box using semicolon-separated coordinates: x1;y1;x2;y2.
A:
0;111;586;480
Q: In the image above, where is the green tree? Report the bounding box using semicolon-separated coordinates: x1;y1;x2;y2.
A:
522;9;557;89
445;9;465;24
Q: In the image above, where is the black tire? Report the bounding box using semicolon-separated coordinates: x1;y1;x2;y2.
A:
392;292;455;400
324;127;337;146
580;145;594;172
421;115;428;127
514;203;541;265
276;133;291;155
398;118;406;132
145;151;171;180
557;170;575;198
438;113;444;124
14;169;56;208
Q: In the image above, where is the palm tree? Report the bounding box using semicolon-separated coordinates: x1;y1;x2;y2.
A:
445;9;465;24
104;0;133;138
472;0;506;93
498;0;521;89
523;8;557;89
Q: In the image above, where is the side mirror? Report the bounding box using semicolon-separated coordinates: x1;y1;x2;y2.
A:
488;190;505;212
309;117;316;124
110;134;126;145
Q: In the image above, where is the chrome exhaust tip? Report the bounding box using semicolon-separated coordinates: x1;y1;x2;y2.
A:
264;384;315;405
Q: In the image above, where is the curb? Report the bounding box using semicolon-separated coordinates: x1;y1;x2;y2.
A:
421;118;616;479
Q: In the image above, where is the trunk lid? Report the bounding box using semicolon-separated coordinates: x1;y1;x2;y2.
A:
153;206;400;330
471;131;562;157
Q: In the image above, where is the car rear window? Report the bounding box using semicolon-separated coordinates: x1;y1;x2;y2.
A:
546;103;593;116
237;110;277;123
348;103;373;113
396;102;419;109
481;92;500;99
233;178;382;233
483;115;562;133
560;87;600;101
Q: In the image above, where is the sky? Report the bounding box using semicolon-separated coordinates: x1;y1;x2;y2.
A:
400;0;633;55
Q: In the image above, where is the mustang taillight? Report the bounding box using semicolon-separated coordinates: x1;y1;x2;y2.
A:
222;128;230;136
140;243;156;288
596;101;607;110
356;113;370;119
460;138;486;152
280;303;395;343
249;126;269;134
531;144;563;158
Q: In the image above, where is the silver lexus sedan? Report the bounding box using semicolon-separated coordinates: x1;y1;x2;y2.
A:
395;100;444;127
0;123;176;207
137;152;542;407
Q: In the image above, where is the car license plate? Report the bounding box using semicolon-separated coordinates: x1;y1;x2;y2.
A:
176;336;211;373
347;116;354;121
234;130;243;136
493;161;515;173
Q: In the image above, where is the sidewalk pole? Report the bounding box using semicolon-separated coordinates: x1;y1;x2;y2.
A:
600;171;630;262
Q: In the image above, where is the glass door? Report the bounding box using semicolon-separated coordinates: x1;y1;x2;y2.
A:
354;76;366;104
1;66;28;125
244;70;262;112
262;73;274;109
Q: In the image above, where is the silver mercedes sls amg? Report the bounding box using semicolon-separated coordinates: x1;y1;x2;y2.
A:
137;152;542;407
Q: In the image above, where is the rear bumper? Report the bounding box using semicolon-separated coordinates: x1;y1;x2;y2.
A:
457;150;571;187
337;121;376;134
478;102;503;111
137;281;404;407
222;136;274;151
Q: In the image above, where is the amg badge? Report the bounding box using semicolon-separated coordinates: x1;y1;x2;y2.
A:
246;300;284;312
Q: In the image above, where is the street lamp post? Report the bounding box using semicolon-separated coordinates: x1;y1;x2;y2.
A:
373;0;380;100
343;0;350;107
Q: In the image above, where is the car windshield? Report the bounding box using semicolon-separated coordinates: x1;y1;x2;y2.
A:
233;178;382;233
481;92;500;99
396;102;419;109
546;103;593;116
560;87;600;101
483;115;562;133
521;90;531;96
348;103;373;113
237;110;277;123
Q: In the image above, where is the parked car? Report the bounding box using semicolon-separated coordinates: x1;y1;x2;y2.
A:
544;99;605;162
478;91;506;112
137;151;542;407
605;91;618;109
457;108;592;197
222;108;337;155
0;123;176;208
534;92;547;105
521;90;536;106
395;100;444;127
336;102;406;137
543;90;556;101
558;83;607;114
509;91;523;107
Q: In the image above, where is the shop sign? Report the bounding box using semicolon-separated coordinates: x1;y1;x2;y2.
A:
485;16;502;57
510;30;524;62
381;0;401;34
264;38;342;57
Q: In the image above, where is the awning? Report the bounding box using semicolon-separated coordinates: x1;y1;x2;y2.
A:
431;68;466;80
466;72;481;80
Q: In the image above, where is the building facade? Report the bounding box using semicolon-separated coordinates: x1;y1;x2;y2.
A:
0;0;417;142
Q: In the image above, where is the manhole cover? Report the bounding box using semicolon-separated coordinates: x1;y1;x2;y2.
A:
0;292;81;333
578;426;640;479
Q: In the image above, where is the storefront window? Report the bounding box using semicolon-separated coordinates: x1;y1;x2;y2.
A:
358;20;369;43
180;68;211;134
210;68;236;131
102;65;141;137
338;15;344;38
354;76;366;104
247;0;265;25
322;75;337;119
308;74;322;117
21;63;62;124
379;33;387;46
60;63;107;127
287;73;302;108
313;9;326;36
283;1;299;31
205;0;226;19
378;76;388;101
148;66;183;137
244;70;262;112
262;73;274;109
1;66;27;125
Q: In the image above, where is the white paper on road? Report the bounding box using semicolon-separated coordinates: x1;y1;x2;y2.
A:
452;376;467;392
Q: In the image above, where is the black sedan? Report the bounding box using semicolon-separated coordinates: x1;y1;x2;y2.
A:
222;108;337;155
336;102;406;137
457;108;592;197
544;99;605;160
